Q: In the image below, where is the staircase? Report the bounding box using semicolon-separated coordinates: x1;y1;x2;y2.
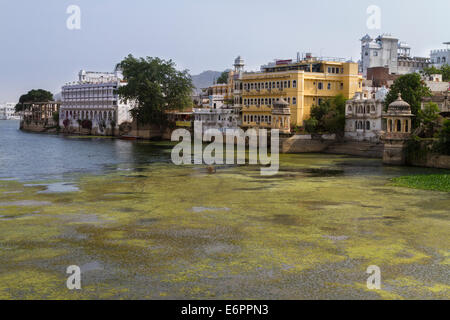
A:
324;141;383;158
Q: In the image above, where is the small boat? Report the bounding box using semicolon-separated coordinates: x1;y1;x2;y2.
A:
119;135;138;141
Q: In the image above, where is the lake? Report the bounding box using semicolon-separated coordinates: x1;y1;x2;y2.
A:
0;120;448;299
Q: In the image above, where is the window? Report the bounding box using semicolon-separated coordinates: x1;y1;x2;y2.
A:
318;82;323;90
293;97;297;105
327;83;331;90
293;80;297;88
328;67;331;73
340;83;344;90
366;121;370;130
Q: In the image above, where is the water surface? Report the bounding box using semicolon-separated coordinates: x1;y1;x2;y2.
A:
0;120;449;299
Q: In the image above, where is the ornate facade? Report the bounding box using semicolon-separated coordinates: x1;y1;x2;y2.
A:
59;70;133;135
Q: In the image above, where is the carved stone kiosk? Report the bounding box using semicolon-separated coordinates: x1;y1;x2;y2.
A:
382;94;414;165
272;98;291;134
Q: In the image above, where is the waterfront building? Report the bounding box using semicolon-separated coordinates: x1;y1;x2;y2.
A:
234;54;363;128
430;43;450;68
345;89;387;143
0;103;19;120
382;94;414;165
360;34;431;76
193;95;240;133
60;70;134;135
20;102;60;132
193;57;244;134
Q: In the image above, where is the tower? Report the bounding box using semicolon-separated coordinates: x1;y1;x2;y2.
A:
234;56;245;73
382;94;414;165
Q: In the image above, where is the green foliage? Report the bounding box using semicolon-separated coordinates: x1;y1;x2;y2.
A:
304;118;318;133
392;174;450;192
405;135;430;162
384;73;431;120
423;64;450;82
442;64;450;82
52;112;59;124
418;102;441;138
116;54;194;125
422;66;442;76
216;71;229;84
15;89;54;112
434;119;450;155
308;94;347;134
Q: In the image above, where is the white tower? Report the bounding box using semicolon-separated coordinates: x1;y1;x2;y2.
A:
234;56;245;73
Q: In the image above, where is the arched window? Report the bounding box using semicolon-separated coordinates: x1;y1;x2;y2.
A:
366;121;371;130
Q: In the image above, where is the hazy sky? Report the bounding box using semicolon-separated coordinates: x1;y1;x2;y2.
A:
0;0;449;101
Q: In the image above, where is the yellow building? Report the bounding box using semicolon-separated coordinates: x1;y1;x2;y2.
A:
234;56;363;128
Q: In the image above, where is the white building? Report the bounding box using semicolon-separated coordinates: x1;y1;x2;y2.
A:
360;34;430;76
60;70;133;135
193;95;240;133
0;103;20;120
430;43;450;68
422;73;449;93
345;89;387;143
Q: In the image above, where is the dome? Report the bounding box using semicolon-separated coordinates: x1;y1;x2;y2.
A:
273;98;289;108
386;93;413;115
389;93;410;108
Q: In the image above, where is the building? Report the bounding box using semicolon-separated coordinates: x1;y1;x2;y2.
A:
193;95;240;134
193;57;244;134
421;91;450;117
360;34;430;76
60;70;133;135
422;73;450;93
20;102;60;132
345;88;388;142
430;43;450;68
0;103;19;120
234;54;363;128
382;94;414;165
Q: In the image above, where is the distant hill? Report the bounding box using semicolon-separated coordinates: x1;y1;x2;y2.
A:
191;71;222;93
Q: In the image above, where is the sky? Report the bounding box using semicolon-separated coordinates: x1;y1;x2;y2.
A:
0;0;449;102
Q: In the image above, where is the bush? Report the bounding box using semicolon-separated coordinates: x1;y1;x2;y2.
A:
81;120;92;130
304;118;318;133
434;119;450;155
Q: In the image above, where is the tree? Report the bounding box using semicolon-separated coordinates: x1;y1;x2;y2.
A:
441;64;450;82
216;71;229;84
308;94;347;134
418;102;441;138
435;119;450;155
422;66;442;76
116;55;194;125
384;73;431;119
422;64;450;81
15;89;54;112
